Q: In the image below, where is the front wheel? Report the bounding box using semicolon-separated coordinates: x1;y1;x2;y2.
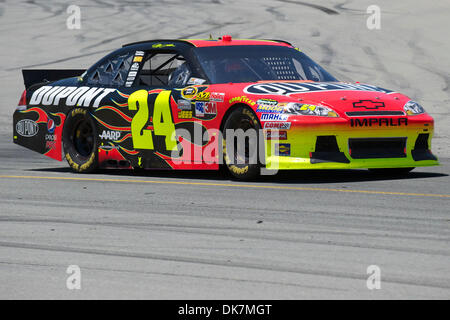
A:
222;106;262;180
62;108;98;173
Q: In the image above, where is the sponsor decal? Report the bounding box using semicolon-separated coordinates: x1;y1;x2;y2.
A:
229;165;249;175
204;102;217;115
263;121;291;129
152;43;175;48
187;77;206;85
47;119;55;133
80;152;96;172
181;86;198;100
194;101;216;117
276;143;291;156
260;113;289;121
46;140;56;149
177;99;192;110
99;145;119;150
353;100;385;109
265;130;287;140
126;55;143;86
126;68;137;83
196;91;210;101
45;134;56;141
30;86;116;108
229;95;256;106
256;105;284;113
125;69;136;87
210;92;225;102
257;99;278;106
16;119;39;137
99;130;121;140
130;63;140;71
195;101;205;117
45;133;57;149
71;108;87;117
45;129;57;149
350;118;408;127
178;110;192;119
244;82;394;96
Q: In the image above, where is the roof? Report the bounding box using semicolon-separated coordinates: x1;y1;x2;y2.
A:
123;36;293;48
182;38;292;47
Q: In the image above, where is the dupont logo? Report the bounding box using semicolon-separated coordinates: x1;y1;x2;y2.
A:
16;119;39;137
353;100;385;109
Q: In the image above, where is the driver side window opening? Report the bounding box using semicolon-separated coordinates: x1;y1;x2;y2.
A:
137;52;191;87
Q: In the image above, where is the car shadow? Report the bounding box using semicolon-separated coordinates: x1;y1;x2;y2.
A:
28;167;448;184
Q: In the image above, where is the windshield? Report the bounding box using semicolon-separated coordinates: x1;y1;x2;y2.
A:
194;45;338;84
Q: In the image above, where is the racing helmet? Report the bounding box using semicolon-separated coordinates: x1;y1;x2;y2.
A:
168;62;191;87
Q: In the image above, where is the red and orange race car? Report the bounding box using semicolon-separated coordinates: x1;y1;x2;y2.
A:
13;36;438;180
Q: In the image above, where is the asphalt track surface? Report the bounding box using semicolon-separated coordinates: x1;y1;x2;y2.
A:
1;139;449;299
0;0;449;299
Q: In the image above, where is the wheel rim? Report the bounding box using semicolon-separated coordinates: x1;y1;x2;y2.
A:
73;119;94;157
227;117;257;164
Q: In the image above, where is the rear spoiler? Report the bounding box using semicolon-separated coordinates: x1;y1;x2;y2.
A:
22;69;86;89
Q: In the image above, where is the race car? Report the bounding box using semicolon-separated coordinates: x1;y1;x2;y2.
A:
13;35;438;180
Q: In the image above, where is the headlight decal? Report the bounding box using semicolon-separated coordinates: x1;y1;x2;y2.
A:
283;102;339;117
403;100;425;115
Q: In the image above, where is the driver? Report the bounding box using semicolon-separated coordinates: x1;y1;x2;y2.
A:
168;61;191;87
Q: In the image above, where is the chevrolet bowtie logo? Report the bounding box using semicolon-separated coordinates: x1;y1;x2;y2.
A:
352;100;385;109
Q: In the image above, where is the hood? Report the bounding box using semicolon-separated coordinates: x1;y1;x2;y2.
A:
241;81;410;115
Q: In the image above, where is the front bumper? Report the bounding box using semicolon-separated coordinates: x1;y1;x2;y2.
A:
263;117;439;170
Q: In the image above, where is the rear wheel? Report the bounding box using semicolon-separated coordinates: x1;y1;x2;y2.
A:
222;106;261;180
368;167;415;175
62;108;98;173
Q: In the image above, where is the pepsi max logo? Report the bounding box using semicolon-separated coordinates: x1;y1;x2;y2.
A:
47;119;55;133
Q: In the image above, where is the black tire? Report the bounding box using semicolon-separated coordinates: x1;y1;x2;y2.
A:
62;108;98;173
368;167;415;175
222;106;261;180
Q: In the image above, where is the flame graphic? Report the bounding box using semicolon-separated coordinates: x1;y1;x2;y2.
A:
112;99;129;108
93;115;131;131
154;151;174;169
148;89;164;95
114;133;132;143
119;146;139;155
96;105;132;122
116;91;129;99
20;107;48;123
